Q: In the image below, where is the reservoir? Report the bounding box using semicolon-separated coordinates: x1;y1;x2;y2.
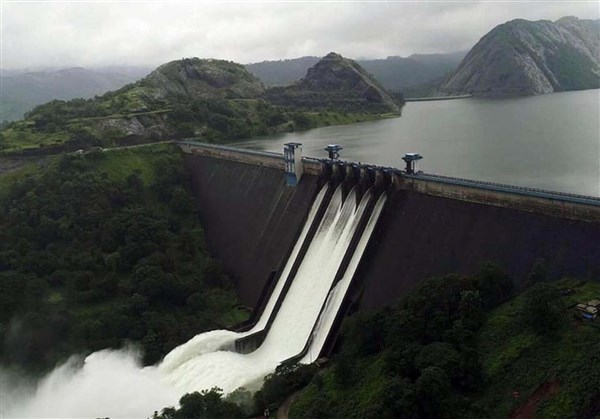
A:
234;89;600;197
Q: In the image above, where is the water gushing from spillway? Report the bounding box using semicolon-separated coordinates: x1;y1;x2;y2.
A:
2;183;386;418
301;191;388;364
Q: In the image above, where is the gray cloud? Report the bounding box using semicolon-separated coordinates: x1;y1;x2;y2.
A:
2;1;599;69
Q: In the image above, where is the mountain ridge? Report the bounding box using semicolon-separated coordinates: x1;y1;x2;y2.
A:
438;17;600;96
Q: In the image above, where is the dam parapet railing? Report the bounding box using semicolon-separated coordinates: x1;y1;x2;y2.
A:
177;140;600;223
178;140;323;175
398;172;600;223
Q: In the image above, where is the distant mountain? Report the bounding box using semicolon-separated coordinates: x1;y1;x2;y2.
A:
264;52;402;114
358;52;465;92
438;17;600;96
402;74;449;99
246;52;465;91
1;67;148;122
245;57;321;86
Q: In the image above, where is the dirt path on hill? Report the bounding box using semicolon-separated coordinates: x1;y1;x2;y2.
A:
511;380;560;419
277;391;301;419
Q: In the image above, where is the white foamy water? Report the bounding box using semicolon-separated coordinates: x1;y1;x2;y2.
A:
250;183;330;332
2;348;179;419
3;183;386;419
301;191;387;363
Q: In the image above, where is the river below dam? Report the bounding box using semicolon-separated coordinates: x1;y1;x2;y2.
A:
233;89;600;197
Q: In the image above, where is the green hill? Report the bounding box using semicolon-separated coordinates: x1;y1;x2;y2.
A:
1;55;402;155
265;52;403;114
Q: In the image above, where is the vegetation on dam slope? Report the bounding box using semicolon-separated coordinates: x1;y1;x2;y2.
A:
0;144;246;372
287;271;600;419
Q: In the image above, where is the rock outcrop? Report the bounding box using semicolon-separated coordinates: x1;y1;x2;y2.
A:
438;17;600;97
265;52;402;113
141;58;265;101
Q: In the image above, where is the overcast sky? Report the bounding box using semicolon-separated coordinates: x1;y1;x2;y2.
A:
1;1;599;70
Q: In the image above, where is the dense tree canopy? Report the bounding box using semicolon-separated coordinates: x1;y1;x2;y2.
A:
0;146;243;372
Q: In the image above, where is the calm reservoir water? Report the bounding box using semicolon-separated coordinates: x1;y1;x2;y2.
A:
234;89;600;197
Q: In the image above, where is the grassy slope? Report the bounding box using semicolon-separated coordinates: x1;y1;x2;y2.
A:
289;279;600;418
0;140;178;185
476;278;600;418
290;356;392;418
94;144;173;184
1;121;70;151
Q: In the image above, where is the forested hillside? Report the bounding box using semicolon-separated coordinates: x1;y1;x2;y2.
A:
0;144;246;372
287;271;600;418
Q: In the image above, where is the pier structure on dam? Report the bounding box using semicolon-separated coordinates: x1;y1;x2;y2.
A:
176;139;600;361
402;152;423;174
283;142;304;186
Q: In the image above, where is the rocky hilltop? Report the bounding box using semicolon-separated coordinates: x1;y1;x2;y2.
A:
265;52;402;113
142;58;265;101
438;17;600;96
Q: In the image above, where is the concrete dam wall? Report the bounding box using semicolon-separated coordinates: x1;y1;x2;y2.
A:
185;153;321;307
354;189;600;310
182;142;600;317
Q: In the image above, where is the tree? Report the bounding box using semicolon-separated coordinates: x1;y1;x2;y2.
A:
401;273;473;342
522;283;564;335
385;377;418;418
416;366;451;418
476;262;513;310
153;388;244;419
254;363;318;411
171;186;196;215
526;258;548;287
415;342;460;377
459;290;484;330
342;310;387;357
333;351;354;387
292;112;312;130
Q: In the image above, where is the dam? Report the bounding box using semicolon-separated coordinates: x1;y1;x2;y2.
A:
180;140;600;306
158;141;394;394
122;140;592;391
6;140;599;418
